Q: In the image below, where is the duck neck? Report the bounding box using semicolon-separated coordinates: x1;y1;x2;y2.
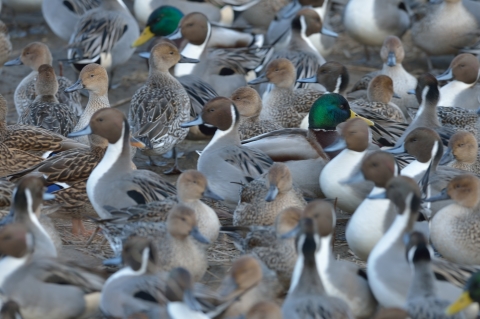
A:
104;121;132;172
202;122;241;154
175;24;211;77
293;249;326;296
408;260;436;300
316;234;333;275
105;248;150;286
414;99;440;127
75;92;110;131
290;27;318;54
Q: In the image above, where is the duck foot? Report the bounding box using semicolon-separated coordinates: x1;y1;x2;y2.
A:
163;147;183;175
72;218;93;237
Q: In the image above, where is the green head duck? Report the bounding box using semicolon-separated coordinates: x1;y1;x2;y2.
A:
132;6;184;47
446;271;480;316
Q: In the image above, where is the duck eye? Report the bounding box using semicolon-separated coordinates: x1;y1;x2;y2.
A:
90;74;94;78
170;51;174;55
275;69;279;72
208;108;215;112
459;143;464;147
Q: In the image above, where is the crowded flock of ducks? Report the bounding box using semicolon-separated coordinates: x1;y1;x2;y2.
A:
2;0;480;318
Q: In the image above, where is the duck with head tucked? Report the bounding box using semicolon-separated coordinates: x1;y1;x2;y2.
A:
440;131;480;174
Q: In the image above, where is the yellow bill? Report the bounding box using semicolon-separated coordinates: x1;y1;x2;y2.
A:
350;110;374;126
445;291;473;315
130;136;146;149
132;26;155;47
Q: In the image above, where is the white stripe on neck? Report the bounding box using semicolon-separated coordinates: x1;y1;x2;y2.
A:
200;105;236;155
24;189;54;249
175;23;212;77
299;16;318;53
105;247;150;285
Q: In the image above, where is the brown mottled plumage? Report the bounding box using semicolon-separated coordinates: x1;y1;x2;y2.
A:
0;20;12;74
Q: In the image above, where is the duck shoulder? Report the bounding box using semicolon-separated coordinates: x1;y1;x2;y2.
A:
127;170;177;203
0;143;44;177
207;47;269;74
238;117;284;141
352;98;406;123
222;146;274;179
177;75;218;117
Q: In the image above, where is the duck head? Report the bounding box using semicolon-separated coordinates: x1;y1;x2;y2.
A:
368;75;400;103
148;42;199;74
176;170;224;202
274;206;303;237
64;63;109;96
168;12;211;45
265;163;293;202
425;174;480;209
216;255;262;300
437;53;480;85
167;204;210;244
248;58;296;88
302;199;335;238
380;35;405;67
441;131;478;165
446;271;480;315
181;97;239;132
12;175;55;222
360;151;399;188
121;236;158;274
405;231;433;264
230;86;263;118
388;127;443;163
132;6;184;47
297;61;350;94
5;42;53;71
324;117;371;152
166;267;203;311
408;73;439;106
36;64;58;96
291;8;338;38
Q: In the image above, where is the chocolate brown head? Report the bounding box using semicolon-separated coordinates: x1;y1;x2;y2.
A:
449;54;479;84
201;97;239;131
0;223;31;258
340;117;370;152
361;151;398;188
303;199;335;237
292;8;323;36
179;12;209;45
404;127;443;163
367;75;395;103
88;108;126;144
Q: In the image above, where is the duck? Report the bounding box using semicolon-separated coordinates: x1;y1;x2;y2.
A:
103;169;223;243
232;0;291;34
0;20;11;75
230;86;283;140
0;223;105;319
41;0;102;42
133;0;221;26
249;58;324;128
436;53;480;111
343;0;410;54
296;61;350;96
0;140;44;178
0;300;23;319
4;42;82;117
349;35;418;115
425;175;480;265
100;236;167;318
100;204;210;281
440;131;480;174
346;151;399;261
18;64;78;137
366;176;478;318
66;0;140;82
411;0;479;59
68;108;177;219
281;217;354;319
446;271;480;317
0;94;87;155
320;118;376;213
234;162;306;226
129;42;194;172
222;206;302;291
181;97;273;209
303;199;377;319
405;231;467;319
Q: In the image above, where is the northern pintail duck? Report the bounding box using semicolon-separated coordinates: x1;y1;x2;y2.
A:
297;61;350;96
5;42;82;116
232;0;290;33
320;118;376;213
302;200;377;319
282;217;354;319
366;176;477;317
411;0;479;58
42;0;102;41
346;151;399;260
426;174;480;265
349;35;418;116
18;64;78;136
0;20;11;74
66;0;140;81
0;223;105;319
249;58;324;128
446;271;480;316
129;42;193;171
436;53;480;111
181;97;273;209
441;131;480;174
101;204;210;281
68;108;177;219
230;86;283;140
352;75;407;123
234;162;306;226
0;300;22;319
105;169;222;243
405;231;467;319
343;0;410;51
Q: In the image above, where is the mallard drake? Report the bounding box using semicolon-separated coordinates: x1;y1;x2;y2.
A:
18;64;78;136
4;42;82;116
0;223;105;319
129;42;194;172
440;131;480;174
436;53;480;111
230;86;283;140
100;204;210;281
405;231;467;319
68;108;177;219
234;162;306;226
181;97;274;209
446;271;480;316
42;0;102;41
66;0;140;82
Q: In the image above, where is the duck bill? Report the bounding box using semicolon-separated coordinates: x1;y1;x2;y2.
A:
183;288;203;312
296;75;318;83
367;191;387;200
138;52;150;59
179;55;200;64
190;227;210;244
407;89;416;95
130;136;146;149
445;291;473;315
385;144;405;154
320;26;338;38
439;147;454;165
181;116;204;128
248;74;269;85
436;68;453;81
103;255;123;266
265;185;279;202
386;52;396;67
280;223;301;239
424;189;451;202
350;110;374;126
203;186;224;201
4;57;22;66
166;27;182;40
64;79;84;93
324;137;347;152
68;125;92;138
132;26;155;47
42;192;55;200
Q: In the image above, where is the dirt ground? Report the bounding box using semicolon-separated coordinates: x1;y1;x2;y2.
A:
0;0;453;291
